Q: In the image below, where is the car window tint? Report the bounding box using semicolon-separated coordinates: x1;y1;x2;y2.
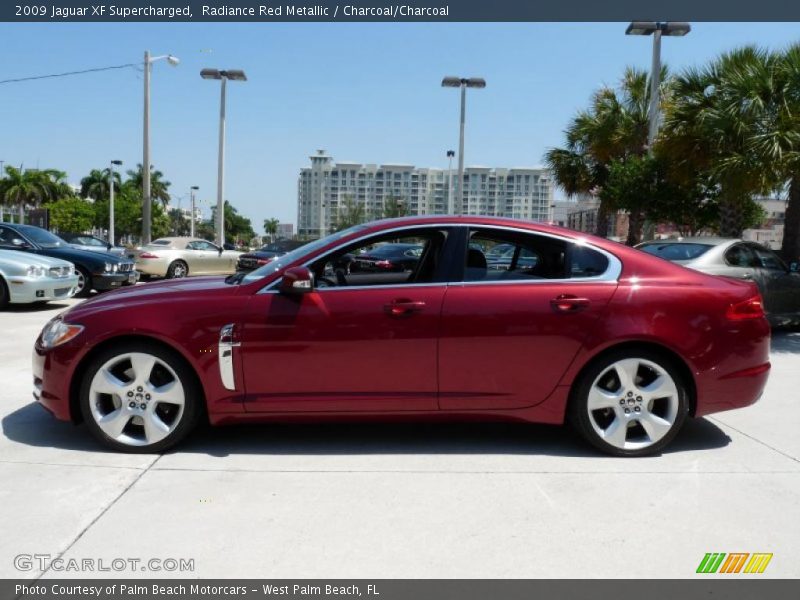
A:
570;245;610;277
724;244;757;268
751;245;786;271
466;229;565;282
311;229;447;288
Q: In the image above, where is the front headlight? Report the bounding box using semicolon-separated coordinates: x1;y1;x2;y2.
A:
40;317;84;349
104;262;115;272
26;265;47;278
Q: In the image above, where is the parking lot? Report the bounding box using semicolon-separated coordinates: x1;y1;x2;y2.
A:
1;297;799;579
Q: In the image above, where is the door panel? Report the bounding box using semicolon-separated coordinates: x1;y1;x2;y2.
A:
241;285;445;412
439;282;617;410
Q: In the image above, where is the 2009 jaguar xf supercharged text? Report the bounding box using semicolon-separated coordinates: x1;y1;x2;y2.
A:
32;216;771;456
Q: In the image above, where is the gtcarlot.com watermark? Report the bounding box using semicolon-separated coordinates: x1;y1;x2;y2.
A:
14;554;195;573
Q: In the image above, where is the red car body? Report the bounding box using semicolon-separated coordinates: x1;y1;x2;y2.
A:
32;216;770;448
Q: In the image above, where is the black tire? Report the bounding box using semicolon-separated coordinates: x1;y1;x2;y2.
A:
0;276;9;310
568;348;690;457
166;260;188;279
79;340;201;453
74;266;93;298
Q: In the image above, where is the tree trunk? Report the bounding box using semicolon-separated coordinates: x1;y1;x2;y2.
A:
718;194;744;238
595;201;610;238
626;208;644;246
780;176;800;266
18;203;24;225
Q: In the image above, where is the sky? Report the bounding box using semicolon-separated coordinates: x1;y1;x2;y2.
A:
1;22;799;230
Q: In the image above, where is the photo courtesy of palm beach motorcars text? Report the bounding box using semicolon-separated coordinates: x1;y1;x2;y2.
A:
1;0;800;598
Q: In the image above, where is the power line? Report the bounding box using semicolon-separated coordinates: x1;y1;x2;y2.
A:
0;63;139;85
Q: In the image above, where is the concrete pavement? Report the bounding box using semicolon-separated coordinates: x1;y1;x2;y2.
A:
1;298;798;579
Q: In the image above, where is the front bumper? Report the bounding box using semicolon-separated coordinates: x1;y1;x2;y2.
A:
32;343;73;421
92;272;132;291
135;257;170;277
7;275;79;303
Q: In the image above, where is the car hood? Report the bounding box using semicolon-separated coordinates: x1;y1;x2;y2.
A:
63;276;237;320
69;243;127;255
39;246;131;264
0;249;74;269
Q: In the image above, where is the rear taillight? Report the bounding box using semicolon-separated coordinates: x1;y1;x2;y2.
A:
375;260;392;269
138;252;159;259
726;295;765;321
257;258;272;265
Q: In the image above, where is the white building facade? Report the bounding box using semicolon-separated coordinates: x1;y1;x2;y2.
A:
297;150;554;237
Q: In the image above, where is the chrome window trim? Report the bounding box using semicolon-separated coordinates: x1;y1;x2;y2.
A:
257;222;621;294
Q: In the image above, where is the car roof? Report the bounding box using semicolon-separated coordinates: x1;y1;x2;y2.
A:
639;237;741;246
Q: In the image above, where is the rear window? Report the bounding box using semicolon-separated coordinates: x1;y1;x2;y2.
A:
639;243;713;261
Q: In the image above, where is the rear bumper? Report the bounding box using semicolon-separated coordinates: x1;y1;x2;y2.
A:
694;362;771;417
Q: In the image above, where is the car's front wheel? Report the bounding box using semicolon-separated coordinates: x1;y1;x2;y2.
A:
79;341;201;452
570;349;689;457
74;267;92;298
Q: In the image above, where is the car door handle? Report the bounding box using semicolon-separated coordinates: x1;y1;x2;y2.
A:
384;299;426;317
739;273;754;280
550;294;590;313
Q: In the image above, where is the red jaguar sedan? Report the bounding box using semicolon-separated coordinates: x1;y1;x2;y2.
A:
32;216;771;456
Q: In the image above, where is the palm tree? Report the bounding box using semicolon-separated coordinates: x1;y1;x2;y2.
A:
81;168;121;201
263;217;280;241
0;166;59;223
333;196;366;231
125;164;171;206
382;196;409;219
545;67;660;242
661;47;773;238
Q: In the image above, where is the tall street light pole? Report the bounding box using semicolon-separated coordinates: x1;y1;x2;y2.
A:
108;160;122;246
201;68;248;248
190;185;199;237
446;150;455;214
442;77;486;215
142;51;180;245
625;22;691;147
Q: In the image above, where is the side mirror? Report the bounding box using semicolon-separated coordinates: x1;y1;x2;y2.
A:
12;238;30;249
279;266;314;295
790;262;798;273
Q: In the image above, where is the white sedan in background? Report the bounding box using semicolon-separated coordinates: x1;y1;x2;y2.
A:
131;237;242;279
0;250;79;309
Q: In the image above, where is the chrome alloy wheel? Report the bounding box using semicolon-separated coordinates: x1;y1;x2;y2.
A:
586;358;680;451
75;271;86;294
88;352;185;447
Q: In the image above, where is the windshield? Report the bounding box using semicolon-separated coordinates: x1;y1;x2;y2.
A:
241;225;369;284
638;242;714;261
19;225;67;248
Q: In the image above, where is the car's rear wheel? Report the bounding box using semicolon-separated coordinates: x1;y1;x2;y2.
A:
569;349;689;457
0;276;8;309
79;342;201;453
74;267;92;298
166;260;188;279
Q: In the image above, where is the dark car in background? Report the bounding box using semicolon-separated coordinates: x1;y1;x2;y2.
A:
637;237;800;327
237;240;309;272
350;242;423;273
0;223;136;297
59;232;127;258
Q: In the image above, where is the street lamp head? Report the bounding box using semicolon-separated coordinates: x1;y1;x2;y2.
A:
110;160;123;166
441;76;462;88
465;78;486;88
447;150;455;158
663;22;691;36
626;21;691;36
200;68;222;80
167;55;180;66
222;69;247;81
626;21;658;35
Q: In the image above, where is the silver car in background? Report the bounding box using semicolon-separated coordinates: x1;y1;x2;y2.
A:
0;250;79;308
131;237;242;279
637;237;800;327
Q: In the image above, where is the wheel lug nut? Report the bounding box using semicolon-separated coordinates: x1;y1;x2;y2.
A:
137;386;143;392
627;391;633;397
636;396;643;402
140;403;147;410
128;401;136;408
145;394;151;400
127;391;133;397
634;406;641;412
619;399;626;406
624;408;630;414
